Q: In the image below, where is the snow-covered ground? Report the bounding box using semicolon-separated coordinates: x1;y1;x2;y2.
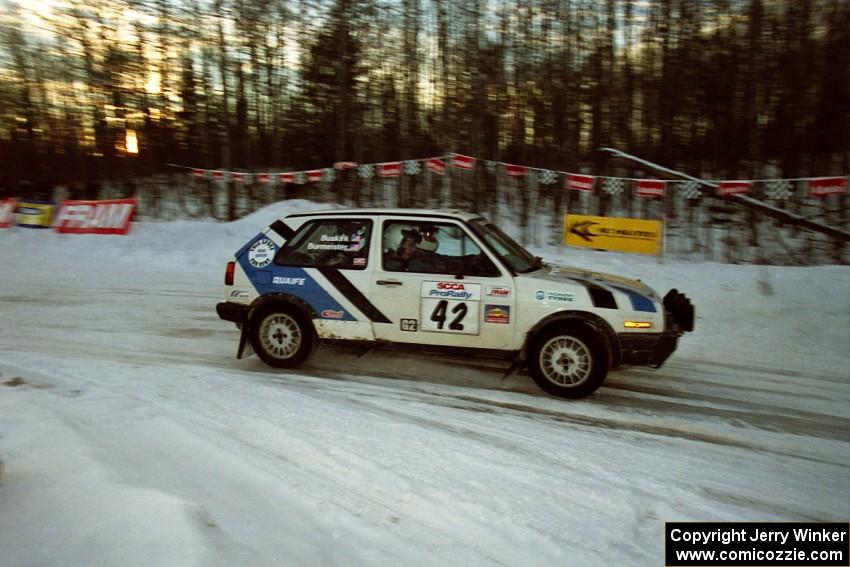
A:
1;200;848;567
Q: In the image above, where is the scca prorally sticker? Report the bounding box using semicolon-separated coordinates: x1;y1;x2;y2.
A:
248;238;276;268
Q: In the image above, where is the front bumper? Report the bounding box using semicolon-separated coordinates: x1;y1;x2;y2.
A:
617;289;694;368
618;332;678;368
216;301;248;323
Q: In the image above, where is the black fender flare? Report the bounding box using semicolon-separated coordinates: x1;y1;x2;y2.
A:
525;311;621;369
237;293;317;359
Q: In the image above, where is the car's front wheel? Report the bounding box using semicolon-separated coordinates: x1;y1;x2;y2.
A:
528;326;608;398
251;307;315;368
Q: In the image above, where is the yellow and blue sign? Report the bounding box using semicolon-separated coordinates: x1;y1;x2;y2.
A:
15;200;55;229
564;214;663;255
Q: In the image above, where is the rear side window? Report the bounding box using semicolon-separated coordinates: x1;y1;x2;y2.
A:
275;219;372;269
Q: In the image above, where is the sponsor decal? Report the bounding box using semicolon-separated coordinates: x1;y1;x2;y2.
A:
353;257;366;266
272;276;305;285
484;305;510;324
54;198;136;235
535;290;576;303
0;198;18;228
485;285;512;298
230;290;250;300
16;200;56;228
718;180;752;197
378;162;402;178
421;281;482;301
564;214;662;256
426;158;446;175
452;154;475;170
809;177;847;197
635;179;666;198
567;174;595;192
321;309;344;319
400;319;418;332
306;232;365;252
248;238;276;268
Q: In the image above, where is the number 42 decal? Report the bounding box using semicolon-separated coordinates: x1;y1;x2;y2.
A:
430;300;467;331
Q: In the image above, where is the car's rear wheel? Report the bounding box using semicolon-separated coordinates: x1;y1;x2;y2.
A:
251;307;315;368
528;326;608;398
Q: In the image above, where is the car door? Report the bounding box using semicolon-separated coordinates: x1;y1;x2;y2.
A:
368;216;517;350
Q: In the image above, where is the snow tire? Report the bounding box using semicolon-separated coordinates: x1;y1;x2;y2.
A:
528;325;608;399
251;306;315;368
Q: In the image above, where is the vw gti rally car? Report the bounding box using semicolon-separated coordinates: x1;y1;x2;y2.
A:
216;209;694;398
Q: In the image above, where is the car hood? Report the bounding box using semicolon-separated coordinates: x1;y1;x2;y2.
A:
520;263;659;299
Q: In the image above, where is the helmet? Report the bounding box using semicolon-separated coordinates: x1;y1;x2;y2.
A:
384;224;419;252
384;223;439;252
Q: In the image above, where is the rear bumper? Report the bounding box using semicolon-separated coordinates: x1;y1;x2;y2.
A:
618;332;678;368
217;301;248;323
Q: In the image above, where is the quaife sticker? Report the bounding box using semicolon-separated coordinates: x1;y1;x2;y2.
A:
272;276;305;285
248;238;276;268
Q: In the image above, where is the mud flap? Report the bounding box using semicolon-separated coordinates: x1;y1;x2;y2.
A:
237;323;255;359
501;355;526;381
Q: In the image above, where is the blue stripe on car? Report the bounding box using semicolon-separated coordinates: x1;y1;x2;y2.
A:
237;235;356;321
610;285;657;313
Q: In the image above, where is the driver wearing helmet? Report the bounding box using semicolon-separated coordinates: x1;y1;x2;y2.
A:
384;224;441;272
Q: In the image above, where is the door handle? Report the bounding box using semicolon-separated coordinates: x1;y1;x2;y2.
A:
376;279;403;286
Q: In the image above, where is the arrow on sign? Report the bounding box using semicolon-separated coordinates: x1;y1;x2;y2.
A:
569;220;598;242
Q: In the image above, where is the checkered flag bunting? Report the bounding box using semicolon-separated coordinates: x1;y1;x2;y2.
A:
538;170;558;185
403;160;421;175
357;164;375;179
603;178;624;195
765;179;793;200
678;181;702;199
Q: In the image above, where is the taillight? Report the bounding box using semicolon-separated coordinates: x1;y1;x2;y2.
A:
225;261;235;285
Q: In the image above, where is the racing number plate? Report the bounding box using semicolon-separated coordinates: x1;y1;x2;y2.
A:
420;281;481;335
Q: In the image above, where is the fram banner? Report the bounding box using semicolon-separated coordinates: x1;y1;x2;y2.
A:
0;198;17;228
54;198;137;235
564;214;663;255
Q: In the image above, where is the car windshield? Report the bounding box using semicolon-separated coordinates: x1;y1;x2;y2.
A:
468;219;542;274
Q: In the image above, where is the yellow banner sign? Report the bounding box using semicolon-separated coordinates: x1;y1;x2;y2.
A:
563;214;663;255
16;200;55;229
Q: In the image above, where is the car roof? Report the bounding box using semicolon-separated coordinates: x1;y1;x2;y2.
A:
282;208;484;223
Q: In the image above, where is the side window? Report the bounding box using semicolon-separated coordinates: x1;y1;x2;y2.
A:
276;219;372;269
382;221;500;277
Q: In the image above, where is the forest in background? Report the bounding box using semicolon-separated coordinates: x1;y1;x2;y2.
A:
1;0;848;196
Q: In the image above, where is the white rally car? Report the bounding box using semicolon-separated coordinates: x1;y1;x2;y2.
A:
216;209;694;398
